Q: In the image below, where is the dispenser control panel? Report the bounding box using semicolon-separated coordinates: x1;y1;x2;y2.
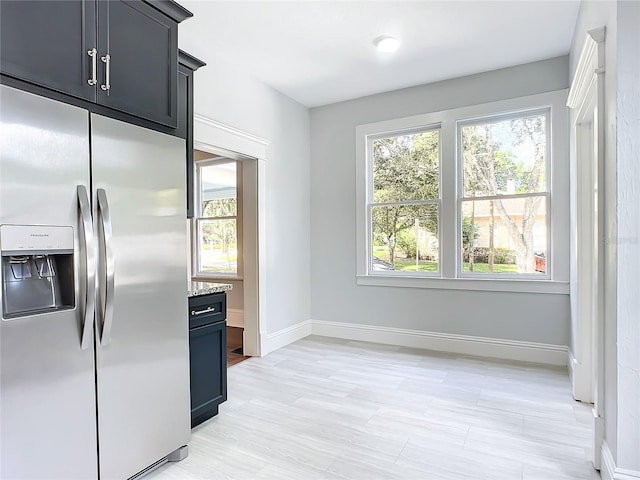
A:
0;225;73;254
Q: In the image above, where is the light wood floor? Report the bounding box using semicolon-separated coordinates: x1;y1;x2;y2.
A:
147;336;599;480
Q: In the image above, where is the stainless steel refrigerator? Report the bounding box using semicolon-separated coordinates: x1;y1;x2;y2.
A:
0;84;191;479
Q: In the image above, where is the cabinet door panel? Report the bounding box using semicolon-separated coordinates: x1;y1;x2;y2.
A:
97;0;178;127
0;1;96;102
189;321;227;427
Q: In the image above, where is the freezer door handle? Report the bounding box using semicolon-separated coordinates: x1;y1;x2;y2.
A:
77;185;95;350
97;188;115;346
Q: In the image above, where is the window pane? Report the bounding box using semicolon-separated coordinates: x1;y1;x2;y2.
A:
200;162;237;216
371;204;439;273
373;130;439;202
198;219;237;274
461;197;547;274
462;113;547;197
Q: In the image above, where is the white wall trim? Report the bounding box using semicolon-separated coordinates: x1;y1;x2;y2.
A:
569;349;594;403
194;114;269;160
227;308;244;329
255;320;568;366
568;348;575;384
602;441;640;480
356;275;569;294
192;113;269;357
261;320;312;356
567;27;607;467
250;319;570;366
311;320;568;366
567;27;606;109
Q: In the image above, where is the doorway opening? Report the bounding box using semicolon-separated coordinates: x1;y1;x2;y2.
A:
191;145;259;367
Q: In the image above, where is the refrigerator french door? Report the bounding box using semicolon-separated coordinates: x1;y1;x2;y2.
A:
0;85;191;479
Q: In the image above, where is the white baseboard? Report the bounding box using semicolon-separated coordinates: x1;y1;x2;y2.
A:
227;308;244;328
602;441;640;480
570;349;594;403
258;319;570;366
261;320;312;356
593;410;604;470
311;320;568;366
569;349;576;385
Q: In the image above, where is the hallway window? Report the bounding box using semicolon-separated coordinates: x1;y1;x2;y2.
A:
195;158;241;276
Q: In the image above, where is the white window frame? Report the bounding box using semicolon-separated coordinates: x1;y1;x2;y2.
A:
193;158;243;279
355;90;569;294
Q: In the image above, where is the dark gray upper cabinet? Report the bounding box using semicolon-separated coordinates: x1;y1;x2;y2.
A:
178;50;206;218
0;0;192;128
97;1;178;127
0;1;97;102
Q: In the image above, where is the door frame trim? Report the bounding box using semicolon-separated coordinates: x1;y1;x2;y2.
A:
193;114;268;357
567;26;606;470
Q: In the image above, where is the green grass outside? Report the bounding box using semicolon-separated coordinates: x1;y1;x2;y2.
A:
462;263;519;273
390;259;518;273
393;259;439;272
373;246;520;273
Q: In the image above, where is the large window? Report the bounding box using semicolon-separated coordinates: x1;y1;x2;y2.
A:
194;158;241;277
356;91;568;293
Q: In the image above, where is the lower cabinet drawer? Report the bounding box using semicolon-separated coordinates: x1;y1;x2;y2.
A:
189;320;227;428
189;293;226;328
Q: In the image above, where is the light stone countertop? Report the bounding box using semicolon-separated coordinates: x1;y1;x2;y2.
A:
188;281;233;298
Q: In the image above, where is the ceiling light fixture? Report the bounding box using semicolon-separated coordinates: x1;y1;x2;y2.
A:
374;36;400;53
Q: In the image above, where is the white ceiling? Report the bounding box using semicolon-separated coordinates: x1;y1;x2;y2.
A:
179;1;581;108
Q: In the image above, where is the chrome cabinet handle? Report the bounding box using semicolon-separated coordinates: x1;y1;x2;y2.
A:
87;48;97;86
97;188;115;346
191;306;216;316
77;185;95;350
100;54;111;91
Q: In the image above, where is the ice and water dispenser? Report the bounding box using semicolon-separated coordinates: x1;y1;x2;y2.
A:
1;225;75;319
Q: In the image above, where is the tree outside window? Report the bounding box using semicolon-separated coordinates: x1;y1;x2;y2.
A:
370;129;440;273
461;111;549;275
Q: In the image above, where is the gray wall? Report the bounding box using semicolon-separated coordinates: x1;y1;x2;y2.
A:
179;18;311;335
310;57;571;346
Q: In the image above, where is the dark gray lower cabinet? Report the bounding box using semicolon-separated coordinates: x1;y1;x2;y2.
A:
189;294;227;428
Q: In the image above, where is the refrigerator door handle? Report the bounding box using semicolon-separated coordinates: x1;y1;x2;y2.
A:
97;188;115;346
77;185;96;350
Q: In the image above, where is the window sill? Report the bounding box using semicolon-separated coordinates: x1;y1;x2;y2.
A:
356;274;569;294
193;275;244;282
